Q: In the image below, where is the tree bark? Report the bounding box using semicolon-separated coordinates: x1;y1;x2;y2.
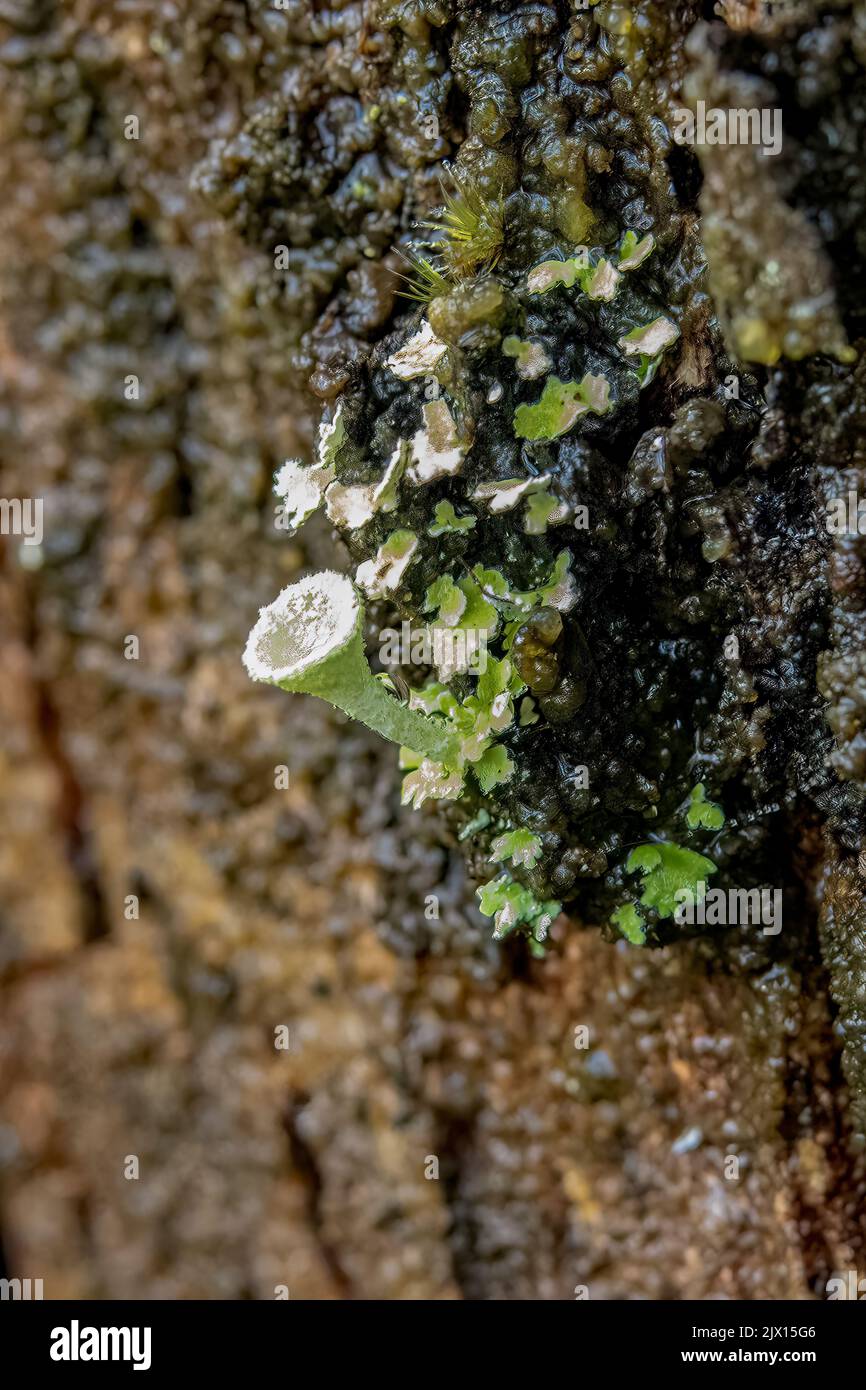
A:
1;0;864;1301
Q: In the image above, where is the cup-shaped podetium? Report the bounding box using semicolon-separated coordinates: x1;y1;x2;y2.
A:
243;570;461;766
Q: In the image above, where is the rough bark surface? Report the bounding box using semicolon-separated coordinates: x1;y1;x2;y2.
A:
1;0;865;1300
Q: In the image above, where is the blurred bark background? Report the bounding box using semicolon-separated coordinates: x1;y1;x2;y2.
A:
0;0;864;1299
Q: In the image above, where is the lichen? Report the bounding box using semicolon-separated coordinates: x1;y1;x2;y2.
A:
410;398;468;483
238;0;866;998
385;321;449;379
356;529;419;597
490;828;543;869
428;499;477;535
618;317;680;359
513;375;612;440
501;334;552;380
612;841;718;945
685;783;725;832
477;873;560;944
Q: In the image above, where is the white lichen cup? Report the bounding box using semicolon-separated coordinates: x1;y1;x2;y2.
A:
243;571;460;765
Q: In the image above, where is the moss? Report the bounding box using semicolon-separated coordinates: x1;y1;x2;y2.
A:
397;252;453;304
420;167;505;276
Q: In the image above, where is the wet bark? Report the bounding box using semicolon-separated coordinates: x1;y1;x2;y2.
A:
1;0;865;1301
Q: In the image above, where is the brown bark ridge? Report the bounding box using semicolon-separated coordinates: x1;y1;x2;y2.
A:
0;0;865;1300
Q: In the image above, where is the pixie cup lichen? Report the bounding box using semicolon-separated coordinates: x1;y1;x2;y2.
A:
243;571;461;766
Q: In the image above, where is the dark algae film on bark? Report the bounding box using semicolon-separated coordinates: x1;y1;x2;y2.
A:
235;1;866;1124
